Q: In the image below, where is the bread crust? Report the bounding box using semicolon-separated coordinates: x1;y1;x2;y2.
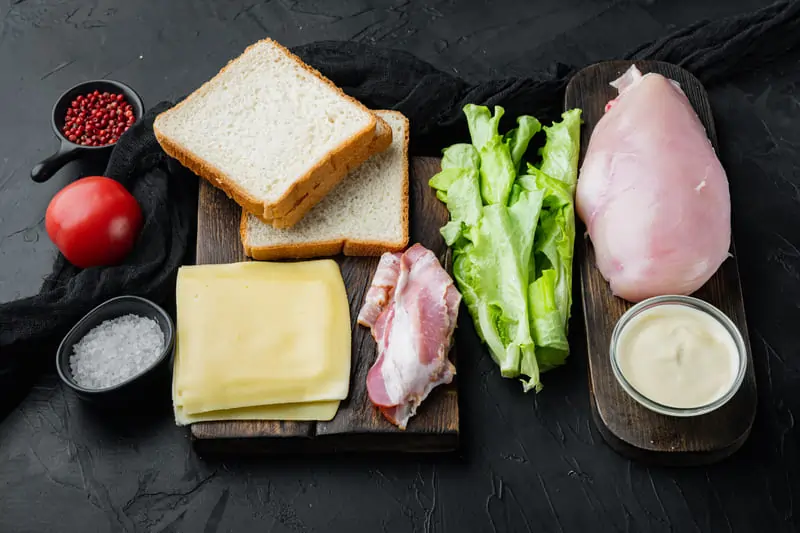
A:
153;38;383;227
241;111;411;260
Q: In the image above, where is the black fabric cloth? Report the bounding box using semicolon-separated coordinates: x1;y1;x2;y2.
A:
0;1;797;380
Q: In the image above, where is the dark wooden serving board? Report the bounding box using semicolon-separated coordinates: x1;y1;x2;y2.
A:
192;157;458;454
565;61;757;465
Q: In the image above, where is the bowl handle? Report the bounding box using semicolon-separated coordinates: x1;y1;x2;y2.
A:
31;142;82;183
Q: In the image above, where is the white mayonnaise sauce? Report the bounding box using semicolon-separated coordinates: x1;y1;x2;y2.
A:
616;304;738;409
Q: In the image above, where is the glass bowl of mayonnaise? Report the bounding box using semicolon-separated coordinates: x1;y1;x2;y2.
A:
609;295;747;418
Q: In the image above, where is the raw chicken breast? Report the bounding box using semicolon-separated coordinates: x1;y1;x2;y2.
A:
576;65;731;302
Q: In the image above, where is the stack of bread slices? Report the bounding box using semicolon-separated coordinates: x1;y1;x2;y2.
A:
154;39;409;259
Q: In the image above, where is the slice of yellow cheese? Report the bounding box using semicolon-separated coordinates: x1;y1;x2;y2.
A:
174;401;341;425
172;260;351;425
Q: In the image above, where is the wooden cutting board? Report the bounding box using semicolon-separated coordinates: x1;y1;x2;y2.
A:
191;157;458;454
566;61;757;465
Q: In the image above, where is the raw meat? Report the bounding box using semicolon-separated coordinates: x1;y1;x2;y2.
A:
576;65;731;302
359;244;460;429
357;252;402;328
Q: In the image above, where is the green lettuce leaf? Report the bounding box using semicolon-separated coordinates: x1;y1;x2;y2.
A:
440;221;464;247
430;144;481;203
536;208;574;333
442;143;480;171
453;248;483;337
464;104;504;151
528;269;569;380
518;166;576;379
429;169;470;204
463;105;517;206
438;169;482;246
459;190;543;383
446;171;482;229
504;115;542;171
508;183;523;207
525;167;576;334
508;189;545;390
478;136;516;206
429;168;463;198
539;109;582;190
470;205;530;376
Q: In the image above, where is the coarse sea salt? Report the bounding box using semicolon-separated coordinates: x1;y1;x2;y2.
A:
70;314;165;389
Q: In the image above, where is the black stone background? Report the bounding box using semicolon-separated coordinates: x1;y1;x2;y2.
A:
1;1;798;532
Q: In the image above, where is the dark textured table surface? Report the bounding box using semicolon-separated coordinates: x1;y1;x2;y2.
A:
2;1;799;532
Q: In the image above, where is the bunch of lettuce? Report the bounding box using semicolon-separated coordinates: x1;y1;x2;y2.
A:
430;105;582;392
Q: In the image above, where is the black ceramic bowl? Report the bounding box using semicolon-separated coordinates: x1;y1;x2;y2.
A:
56;295;175;408
31;79;145;183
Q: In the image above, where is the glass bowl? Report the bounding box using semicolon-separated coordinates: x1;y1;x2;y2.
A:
609;294;747;418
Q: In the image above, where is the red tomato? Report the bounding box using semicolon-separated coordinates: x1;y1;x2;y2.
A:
45;176;143;268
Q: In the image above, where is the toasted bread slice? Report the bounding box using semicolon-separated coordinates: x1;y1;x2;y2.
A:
154;39;391;226
242;110;409;259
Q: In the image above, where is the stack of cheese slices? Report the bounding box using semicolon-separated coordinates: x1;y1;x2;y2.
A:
155;39;411;426
172;260;352;425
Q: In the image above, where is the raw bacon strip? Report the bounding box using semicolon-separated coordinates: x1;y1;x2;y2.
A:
379;361;455;429
359;243;461;430
357;252;402;328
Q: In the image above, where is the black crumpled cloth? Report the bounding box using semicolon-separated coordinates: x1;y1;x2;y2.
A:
0;1;797;377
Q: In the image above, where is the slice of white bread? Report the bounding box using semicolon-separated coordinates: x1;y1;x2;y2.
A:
153;39;391;226
264;116;393;228
241;110;410;259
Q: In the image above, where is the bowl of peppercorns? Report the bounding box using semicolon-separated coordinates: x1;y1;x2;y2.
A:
31;79;144;183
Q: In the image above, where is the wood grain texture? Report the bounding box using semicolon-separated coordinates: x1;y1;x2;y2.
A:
565;61;757;465
191;157;458;454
